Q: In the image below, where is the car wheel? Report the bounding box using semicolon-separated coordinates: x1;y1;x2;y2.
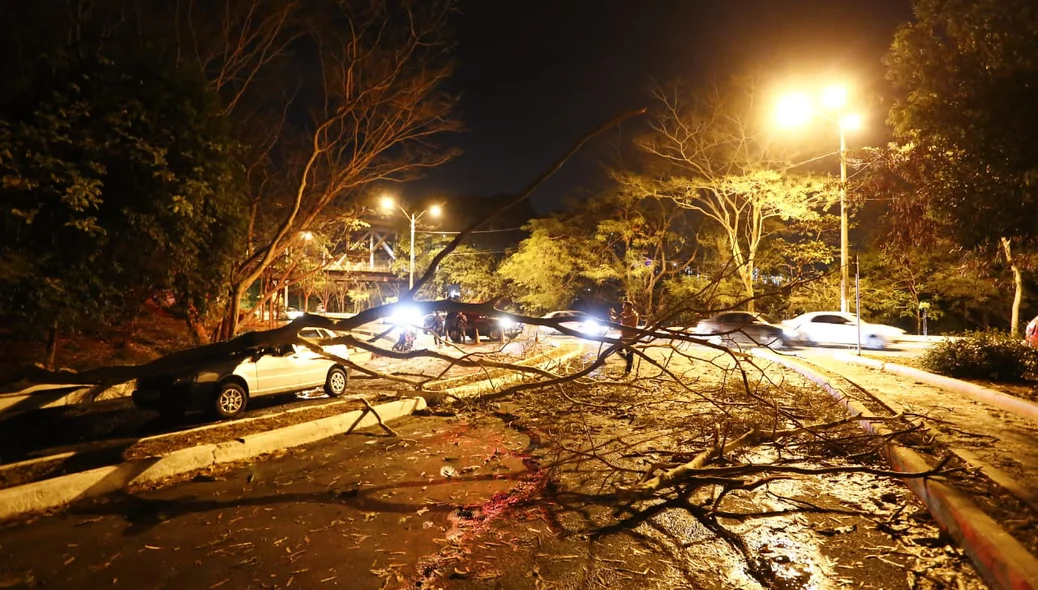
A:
489;327;504;341
448;327;464;343
325;366;348;397
213;382;248;419
864;335;886;350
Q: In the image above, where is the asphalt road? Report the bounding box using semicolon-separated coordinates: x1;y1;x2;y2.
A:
0;414;534;589
0;333;995;590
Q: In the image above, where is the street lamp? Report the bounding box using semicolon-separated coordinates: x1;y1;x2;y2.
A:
380;196;442;290
777;85;862;313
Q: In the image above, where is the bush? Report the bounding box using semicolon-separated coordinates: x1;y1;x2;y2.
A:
921;330;1038;382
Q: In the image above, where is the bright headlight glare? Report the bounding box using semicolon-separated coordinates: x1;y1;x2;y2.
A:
581;320;602;335
498;317;516;329
388;305;421;326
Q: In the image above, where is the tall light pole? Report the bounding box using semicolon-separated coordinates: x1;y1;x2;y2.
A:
380;196;442;290
776;86;862;313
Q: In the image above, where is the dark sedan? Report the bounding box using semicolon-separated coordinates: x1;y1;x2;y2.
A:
693;311;802;349
444;311;524;343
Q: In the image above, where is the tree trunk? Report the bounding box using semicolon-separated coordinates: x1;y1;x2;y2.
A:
221;284;245;341
1001;237;1023;337
186;305;211;345
45;321;59;370
741;269;755;312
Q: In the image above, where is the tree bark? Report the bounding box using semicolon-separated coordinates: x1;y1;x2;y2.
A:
1001;237;1023;337
45;321;59;370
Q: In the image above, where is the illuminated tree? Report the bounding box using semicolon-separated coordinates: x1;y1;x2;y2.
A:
632;81;836;311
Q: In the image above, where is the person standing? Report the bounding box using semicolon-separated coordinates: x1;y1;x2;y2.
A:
610;300;640;375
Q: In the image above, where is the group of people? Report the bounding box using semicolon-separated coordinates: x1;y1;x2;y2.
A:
396;300;643;374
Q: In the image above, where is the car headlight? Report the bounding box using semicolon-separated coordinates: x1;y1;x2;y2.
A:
498;317;516;329
580;320;603;335
387;304;422;327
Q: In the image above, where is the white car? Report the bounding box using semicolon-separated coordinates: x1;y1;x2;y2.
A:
782;312;905;350
540;310;610;338
132;327;350;419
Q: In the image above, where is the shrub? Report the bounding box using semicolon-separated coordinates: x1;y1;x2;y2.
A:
921;330;1038;382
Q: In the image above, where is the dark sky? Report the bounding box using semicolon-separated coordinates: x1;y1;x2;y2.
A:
410;0;914;213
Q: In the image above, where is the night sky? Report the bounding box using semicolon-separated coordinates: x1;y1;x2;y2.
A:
411;0;914;213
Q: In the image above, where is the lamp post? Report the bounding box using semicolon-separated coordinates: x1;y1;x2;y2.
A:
380;196;442;289
776;86;862;313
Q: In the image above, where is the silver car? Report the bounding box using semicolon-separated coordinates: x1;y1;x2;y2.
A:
132;327;350;419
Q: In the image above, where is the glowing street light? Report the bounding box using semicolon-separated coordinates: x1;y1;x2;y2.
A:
380;195;443;290
777;85;863;313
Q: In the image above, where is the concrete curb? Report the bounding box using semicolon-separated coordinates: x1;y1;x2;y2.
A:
0;397;425;523
834;352;1038;426
753;349;1038;590
424;343;585;402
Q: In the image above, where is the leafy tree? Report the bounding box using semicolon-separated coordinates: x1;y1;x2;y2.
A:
0;52;246;364
887;0;1038;334
499;217;596;314
632;80;837;311
500;188;700;318
433;245;509;303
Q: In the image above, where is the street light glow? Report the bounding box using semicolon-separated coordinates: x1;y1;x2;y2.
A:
300;231;313;241
775;92;812;127
428;204;442;217
776;82;863;315
379;195;395;212
840;113;863;131
821;85;849;110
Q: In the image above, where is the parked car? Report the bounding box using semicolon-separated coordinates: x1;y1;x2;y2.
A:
693;311;801;348
540;310;610;338
781;311;905;350
132;327;349;420
445;311;524;343
1026;316;1038;348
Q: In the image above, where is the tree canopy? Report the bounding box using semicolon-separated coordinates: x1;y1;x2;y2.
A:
886;0;1038;332
0;51;247;349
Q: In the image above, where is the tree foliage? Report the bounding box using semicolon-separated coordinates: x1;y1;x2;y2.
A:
499;188;700;319
0;52;246;346
887;0;1038;333
632;80;837;310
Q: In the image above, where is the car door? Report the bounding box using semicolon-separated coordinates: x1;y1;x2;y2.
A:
813;314;855;344
252;344;302;396
296;328;334;388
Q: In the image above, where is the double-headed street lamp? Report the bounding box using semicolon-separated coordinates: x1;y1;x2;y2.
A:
380;196;442;290
776;86;862;313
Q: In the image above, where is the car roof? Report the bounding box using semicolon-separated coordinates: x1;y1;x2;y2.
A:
796;311;857;321
544;310;585;318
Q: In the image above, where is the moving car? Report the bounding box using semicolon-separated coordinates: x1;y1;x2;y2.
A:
132;327;349;420
781;311;905;350
540;310;610;338
693;311;800;348
445;311;524;343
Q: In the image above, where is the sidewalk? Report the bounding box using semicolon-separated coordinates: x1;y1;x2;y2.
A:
754;349;1038;590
